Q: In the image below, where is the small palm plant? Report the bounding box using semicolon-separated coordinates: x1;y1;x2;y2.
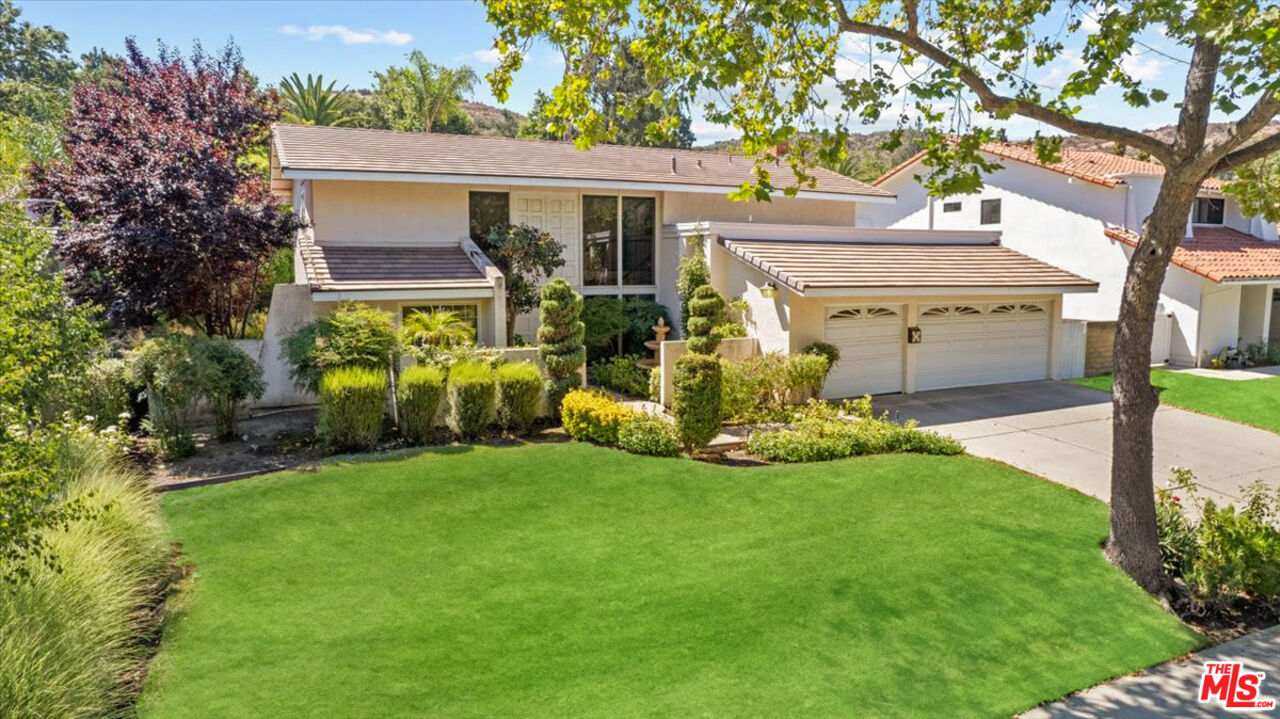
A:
279;73;357;127
401;309;475;362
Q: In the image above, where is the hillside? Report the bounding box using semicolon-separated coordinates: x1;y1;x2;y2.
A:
462;101;526;138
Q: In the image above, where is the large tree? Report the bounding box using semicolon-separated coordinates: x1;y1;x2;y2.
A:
372;52;478;134
29;39;301;335
0;0;76;121
487;0;1280;592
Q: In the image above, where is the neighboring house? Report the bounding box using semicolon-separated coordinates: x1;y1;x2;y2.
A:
868;142;1280;369
267;124;1097;401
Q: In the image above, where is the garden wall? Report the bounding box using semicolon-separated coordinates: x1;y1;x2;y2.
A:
246;284;319;408
658;337;759;407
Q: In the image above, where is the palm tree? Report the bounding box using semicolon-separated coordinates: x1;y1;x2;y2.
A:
401;309;475;355
373;52;478;132
278;73;357;127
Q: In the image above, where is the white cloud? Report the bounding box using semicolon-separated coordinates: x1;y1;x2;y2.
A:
279;24;412;46
461;48;502;65
1120;52;1165;82
1040;49;1086;88
690;121;739;144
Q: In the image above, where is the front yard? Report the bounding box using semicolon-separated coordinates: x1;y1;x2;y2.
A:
1070;369;1280;434
141;442;1200;718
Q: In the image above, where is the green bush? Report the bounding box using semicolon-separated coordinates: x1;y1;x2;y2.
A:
283;302;397;394
446;361;497;439
400;309;476;364
1243;341;1280;366
685;285;726;355
497;361;543;433
560;389;637;445
129;333;210;459
318;366;386;451
582;296;629;360
396;365;446;444
648;366;662;402
746;398;964;463
801;342;841;376
676;235;710;330
787;353;830;401
200;337;265;440
0;435;170;719
720;352;830;424
672;352;722;452
591;355;650;398
83;357;134;429
622;297;671;355
617;414;681;457
537;279;585;415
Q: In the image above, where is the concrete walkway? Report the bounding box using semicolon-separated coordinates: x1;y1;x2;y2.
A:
1172;365;1280;381
875;381;1280;504
1021;626;1280;718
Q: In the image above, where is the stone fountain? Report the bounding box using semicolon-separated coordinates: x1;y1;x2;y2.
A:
638;317;670;369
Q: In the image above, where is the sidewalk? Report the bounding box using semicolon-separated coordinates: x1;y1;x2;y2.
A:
1022;626;1280;718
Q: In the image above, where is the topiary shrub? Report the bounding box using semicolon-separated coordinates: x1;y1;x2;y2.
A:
672;352;722;452
560;389;637;445
283;302;397;394
582;296;629;360
802;341;841;377
396;364;446;444
200;337;265;441
676;234;710;331
497;361;543;434
446;360;497;439
685;285;726;355
318;366;386;452
617;414;681;457
537;279;585;416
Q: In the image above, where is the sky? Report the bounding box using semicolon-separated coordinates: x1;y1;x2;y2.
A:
14;1;1233;145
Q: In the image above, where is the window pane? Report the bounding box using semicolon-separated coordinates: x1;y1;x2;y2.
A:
942;201;961;212
980;199;1001;225
469;192;509;244
621;197;656;285
1196;198;1224;224
582;195;618;286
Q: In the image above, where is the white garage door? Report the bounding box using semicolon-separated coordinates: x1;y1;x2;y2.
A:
916;302;1050;391
823;305;904;398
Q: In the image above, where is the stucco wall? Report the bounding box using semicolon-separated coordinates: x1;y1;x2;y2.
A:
251;284;320;408
311;180;470;246
662;191;858;226
1238;284;1271;346
1198;284;1242;363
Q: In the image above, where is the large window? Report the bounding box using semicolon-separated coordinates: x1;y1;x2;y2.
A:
469;191;509;244
1194;197;1224;224
582;195;655;288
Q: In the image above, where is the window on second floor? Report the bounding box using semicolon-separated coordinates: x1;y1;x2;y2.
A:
980;198;1001;225
469;191;510;244
1193;197;1224;225
942;201;962;213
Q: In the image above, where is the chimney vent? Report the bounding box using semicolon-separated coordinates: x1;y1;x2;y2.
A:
696;159;703;170
671;155;677;174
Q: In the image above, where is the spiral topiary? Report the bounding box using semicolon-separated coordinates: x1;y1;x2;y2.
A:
537;278;586;415
685;284;726;355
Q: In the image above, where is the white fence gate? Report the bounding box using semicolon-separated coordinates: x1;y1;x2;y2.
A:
1151;311;1173;366
1058;320;1086;379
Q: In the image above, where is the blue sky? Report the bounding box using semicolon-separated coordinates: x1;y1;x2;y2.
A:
15;1;1223;145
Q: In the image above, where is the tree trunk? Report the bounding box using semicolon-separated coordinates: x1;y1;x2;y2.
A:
1106;177;1201;593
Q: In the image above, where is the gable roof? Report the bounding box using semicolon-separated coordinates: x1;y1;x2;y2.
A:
1104;225;1280;283
876;142;1221;191
271;124;894;201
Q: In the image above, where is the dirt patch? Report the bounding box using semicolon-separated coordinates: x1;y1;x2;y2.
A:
144;407;324;488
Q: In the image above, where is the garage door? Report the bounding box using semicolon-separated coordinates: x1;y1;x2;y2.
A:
823;305;904;398
916;302;1050;391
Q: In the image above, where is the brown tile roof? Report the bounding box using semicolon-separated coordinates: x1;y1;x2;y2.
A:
719;237;1099;293
876;142;1222;191
298;233;492;292
271;124;893;200
1104;225;1280;282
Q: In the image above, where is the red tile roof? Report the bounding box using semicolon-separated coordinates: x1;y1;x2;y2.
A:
1104;225;1280;282
876;142;1222;191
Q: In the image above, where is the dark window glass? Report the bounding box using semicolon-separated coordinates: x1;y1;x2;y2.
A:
942;201;961;213
469;191;509;244
980;198;1001;225
402;304;479;332
582;195;618;286
1195;198;1224;224
621;197;656;285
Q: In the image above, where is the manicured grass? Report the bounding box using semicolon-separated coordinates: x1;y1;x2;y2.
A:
1070;369;1280;433
141;443;1200;718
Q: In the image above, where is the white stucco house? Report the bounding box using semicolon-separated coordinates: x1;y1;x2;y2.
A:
263;124;1098;402
867;142;1280;369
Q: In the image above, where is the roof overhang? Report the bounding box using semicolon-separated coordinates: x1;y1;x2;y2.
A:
311;287;496;303
798;285;1099;297
281;169;897;204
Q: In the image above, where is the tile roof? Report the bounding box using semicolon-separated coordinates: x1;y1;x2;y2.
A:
719;237;1099;294
298;233;492;292
272;124;893;200
1104;225;1280;283
876;142;1222;191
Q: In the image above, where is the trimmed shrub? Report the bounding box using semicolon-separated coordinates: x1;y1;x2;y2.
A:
283;302;397;394
582;296;629;360
200;337;265;440
746;398;963;463
537;279;586;415
787;352;830;401
446;361;497;439
672;352;722;452
497;361;543;433
318;366;386;451
720;352;830;424
685;285;726;355
676;235;710;330
802;341;841;376
397;364;446;444
617;414;681;457
591;355;650;398
560;389;637;445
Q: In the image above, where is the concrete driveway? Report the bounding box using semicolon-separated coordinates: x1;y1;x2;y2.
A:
874;381;1280;503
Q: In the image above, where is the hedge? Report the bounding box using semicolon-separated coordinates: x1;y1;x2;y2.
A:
497;361;543;434
318;366;386;451
397;364;446;444
446;361;497;439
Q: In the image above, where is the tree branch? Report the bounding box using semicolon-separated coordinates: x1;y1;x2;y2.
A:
1211;130;1280;175
1172;39;1220;162
1204;91;1280;163
834;5;1176;164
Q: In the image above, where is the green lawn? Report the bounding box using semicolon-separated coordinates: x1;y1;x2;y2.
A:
1070;369;1280;434
140;443;1200;718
